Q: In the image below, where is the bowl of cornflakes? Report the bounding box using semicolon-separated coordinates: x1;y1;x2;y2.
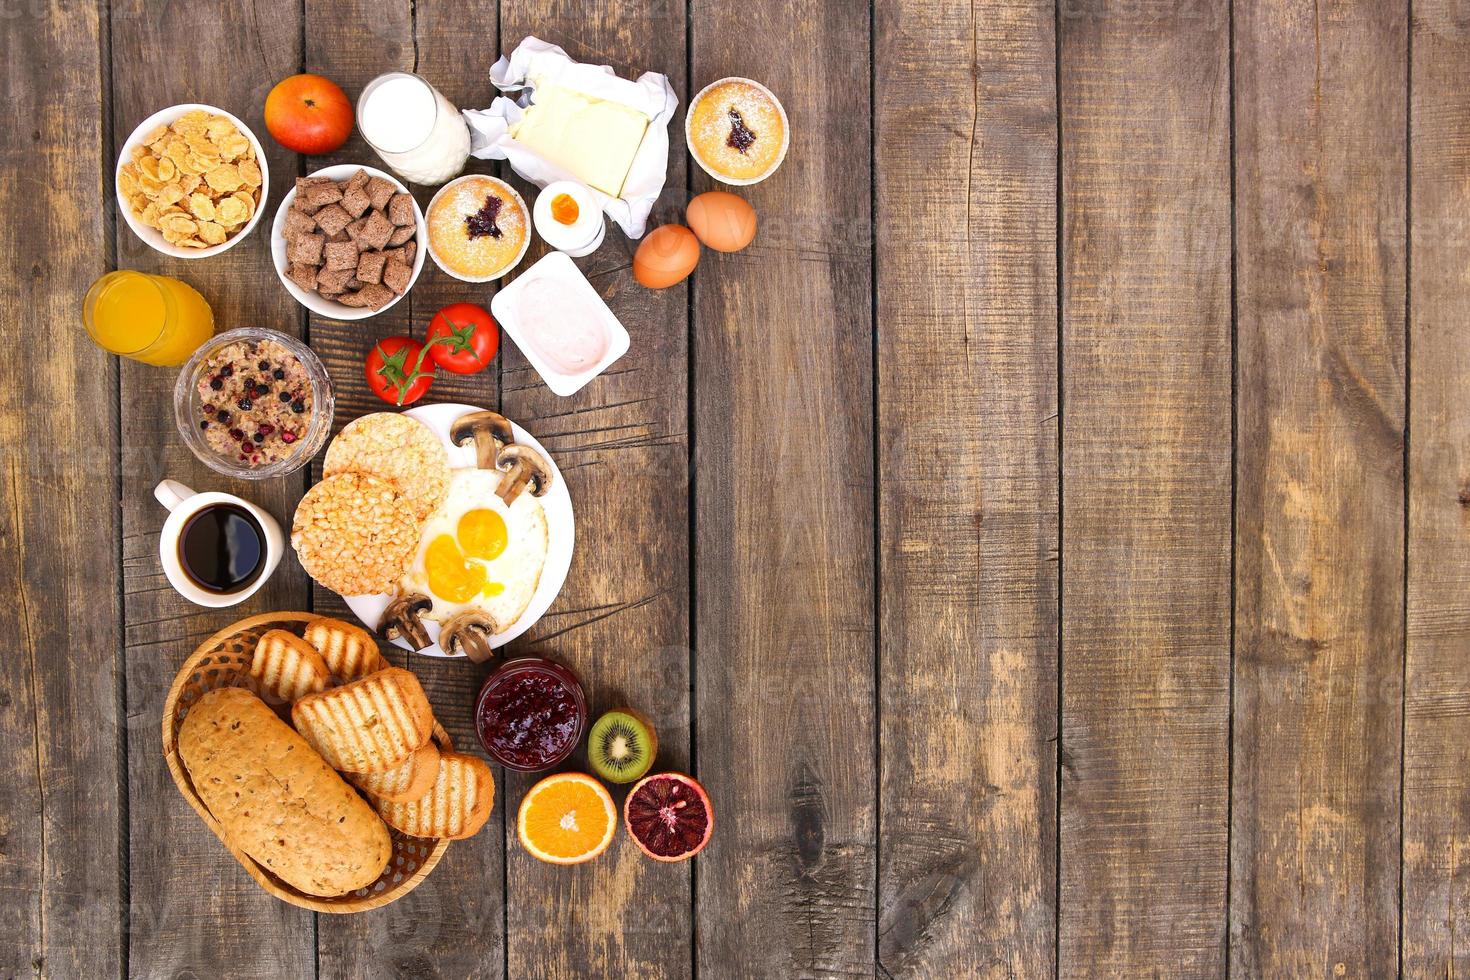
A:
116;103;269;259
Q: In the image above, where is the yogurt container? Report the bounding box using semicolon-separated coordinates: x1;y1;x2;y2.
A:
490;251;629;396
357;72;470;185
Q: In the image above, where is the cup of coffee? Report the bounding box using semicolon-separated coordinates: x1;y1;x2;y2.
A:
154;479;283;607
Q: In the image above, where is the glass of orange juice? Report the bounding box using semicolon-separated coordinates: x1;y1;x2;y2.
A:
83;271;215;366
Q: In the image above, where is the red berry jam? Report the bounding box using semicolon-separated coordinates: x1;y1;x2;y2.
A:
466;195;505;240
474;657;586;771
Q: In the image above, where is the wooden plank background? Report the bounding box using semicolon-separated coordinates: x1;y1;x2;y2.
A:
1058;0;1233;973
1232;2;1407;974
4;0;1470;977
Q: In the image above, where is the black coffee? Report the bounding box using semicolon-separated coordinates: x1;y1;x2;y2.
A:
179;504;265;594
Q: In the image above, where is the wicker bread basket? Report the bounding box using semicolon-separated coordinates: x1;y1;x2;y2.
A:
162;611;451;913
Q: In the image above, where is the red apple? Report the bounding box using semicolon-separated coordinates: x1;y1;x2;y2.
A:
264;74;353;155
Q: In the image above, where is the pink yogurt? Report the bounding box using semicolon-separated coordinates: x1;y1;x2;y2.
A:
512;276;611;375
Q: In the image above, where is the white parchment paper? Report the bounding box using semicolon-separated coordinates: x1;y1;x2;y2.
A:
462;36;678;239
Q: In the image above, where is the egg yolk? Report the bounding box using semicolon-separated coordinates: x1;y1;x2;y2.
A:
458;508;508;560
483;581;505;597
424;534;486;602
550;193;579;225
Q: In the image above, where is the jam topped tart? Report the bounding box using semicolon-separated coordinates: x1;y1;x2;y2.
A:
687;78;788;184
425;175;529;281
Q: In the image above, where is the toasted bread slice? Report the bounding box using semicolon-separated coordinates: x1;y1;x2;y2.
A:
303;616;386;681
249;629;330;703
375;752;495;840
291;667;433;773
348;739;441;803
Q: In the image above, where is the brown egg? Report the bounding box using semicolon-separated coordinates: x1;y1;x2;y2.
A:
686;191;757;252
634;224;700;289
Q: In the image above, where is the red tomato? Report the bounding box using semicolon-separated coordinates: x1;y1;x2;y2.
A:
365;336;435;406
264;74;353;155
425;303;499;374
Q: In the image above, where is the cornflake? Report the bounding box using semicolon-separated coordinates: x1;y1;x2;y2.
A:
121;110;260;248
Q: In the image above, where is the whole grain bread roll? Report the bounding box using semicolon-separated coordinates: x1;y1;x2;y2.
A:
178;686;392;897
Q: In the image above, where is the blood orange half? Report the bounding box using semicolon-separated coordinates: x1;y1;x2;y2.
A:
623;772;714;862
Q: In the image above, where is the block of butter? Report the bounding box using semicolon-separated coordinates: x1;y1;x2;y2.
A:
509;81;650;198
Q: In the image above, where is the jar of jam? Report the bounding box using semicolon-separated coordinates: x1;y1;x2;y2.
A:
474;657;587;772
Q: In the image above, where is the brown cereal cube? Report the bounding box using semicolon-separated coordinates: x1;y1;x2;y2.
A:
300;181;343;211
284;208;317;240
345;216;368;242
359;210;395;251
286;262;319;292
323;240;360;272
336;289;370;308
316;266;355;293
381;242;417;267
366;176;397;210
295;175;331;192
292;194;322;216
286;232;325;265
387;193;415;226
387;223;416;247
340;183;372;219
355;250;387;285
345;168;370;191
345;279;367;292
313;203;352;237
328;230;352;243
382;259;412;296
356;283;396;310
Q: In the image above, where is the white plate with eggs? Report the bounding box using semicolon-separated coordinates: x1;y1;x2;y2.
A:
345;402;574;656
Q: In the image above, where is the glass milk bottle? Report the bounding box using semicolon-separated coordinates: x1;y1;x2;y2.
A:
357;72;471;185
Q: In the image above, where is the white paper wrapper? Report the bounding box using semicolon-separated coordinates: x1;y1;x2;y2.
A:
462;36;677;239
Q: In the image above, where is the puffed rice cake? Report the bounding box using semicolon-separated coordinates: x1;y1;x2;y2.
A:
291;472;420;596
322;412;450;522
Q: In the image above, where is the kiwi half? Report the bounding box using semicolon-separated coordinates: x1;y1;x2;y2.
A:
588;709;657;784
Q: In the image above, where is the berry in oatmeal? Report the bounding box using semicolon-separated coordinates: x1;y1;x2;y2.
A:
195;339;313;468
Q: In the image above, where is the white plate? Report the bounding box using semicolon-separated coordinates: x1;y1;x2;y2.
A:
116;103;270;259
270;164;425;320
343;402;575;657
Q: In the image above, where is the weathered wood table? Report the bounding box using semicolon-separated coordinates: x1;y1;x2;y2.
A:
6;0;1465;976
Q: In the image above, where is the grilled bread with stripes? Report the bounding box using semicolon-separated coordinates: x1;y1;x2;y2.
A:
347;739;441;803
292;668;434;773
249;629;330;703
302;617;385;681
375;752;495;840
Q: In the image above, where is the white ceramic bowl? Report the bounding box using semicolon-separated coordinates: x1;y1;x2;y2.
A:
685;77;790;186
116;103;270;259
423;175;531;283
270;164;425;321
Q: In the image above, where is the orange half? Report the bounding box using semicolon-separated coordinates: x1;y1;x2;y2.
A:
517;772;617;865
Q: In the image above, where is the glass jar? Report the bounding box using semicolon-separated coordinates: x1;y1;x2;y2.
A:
174;328;335;480
357;72;471;185
474;657;587;772
83;270;215;366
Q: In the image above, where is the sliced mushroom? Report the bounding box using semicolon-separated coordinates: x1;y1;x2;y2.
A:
439;610;500;663
450;410;515;470
494;443;554;504
379;592;433;650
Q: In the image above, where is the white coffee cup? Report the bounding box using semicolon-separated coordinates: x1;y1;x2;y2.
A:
154;479;283;607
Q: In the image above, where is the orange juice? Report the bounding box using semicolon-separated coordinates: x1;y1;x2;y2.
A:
83;271;214;366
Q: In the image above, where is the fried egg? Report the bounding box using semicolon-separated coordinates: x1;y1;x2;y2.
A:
399;467;549;631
